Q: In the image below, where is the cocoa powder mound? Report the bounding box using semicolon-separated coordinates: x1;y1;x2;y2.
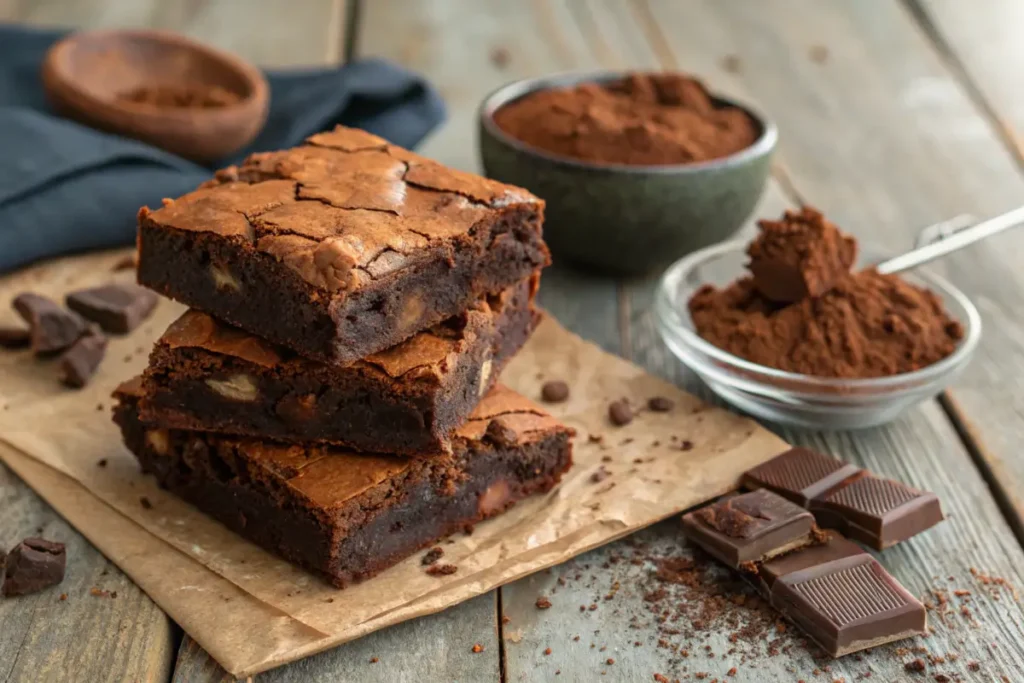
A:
493;73;758;166
689;209;964;379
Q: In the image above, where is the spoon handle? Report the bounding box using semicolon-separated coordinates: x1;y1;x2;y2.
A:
876;205;1024;275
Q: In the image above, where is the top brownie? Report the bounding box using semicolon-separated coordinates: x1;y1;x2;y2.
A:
137;126;550;363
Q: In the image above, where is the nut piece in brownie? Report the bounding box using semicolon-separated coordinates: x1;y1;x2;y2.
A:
114;378;574;588
140;277;540;456
137;125;551;363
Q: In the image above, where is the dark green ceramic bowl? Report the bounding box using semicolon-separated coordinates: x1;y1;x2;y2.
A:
478;71;778;275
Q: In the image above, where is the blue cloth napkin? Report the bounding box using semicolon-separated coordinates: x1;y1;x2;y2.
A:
0;25;446;273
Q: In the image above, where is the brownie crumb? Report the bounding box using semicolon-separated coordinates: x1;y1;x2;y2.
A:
905;658;926;673
97;459;108;468
544;648;552;655
647;396;675;412
536;596;552;609
591;466;611;484
490;46;510;69
606;658;615;665
609;399;633;426
588;434;605;444
139;496;153;510
426;563;458;576
541;380;570;403
472;643;484;653
933;675;950;682
59;593;67;601
422;547;444;566
369;657;379;663
680;440;695;451
502;615;511;624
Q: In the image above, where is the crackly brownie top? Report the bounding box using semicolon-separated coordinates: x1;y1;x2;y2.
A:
138;126;542;294
155;278;534;383
116;379;570;511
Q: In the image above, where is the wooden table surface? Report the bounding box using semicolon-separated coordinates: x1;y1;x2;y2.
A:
3;1;1024;681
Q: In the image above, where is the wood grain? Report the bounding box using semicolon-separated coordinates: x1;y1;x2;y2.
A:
0;462;176;683
0;0;346;66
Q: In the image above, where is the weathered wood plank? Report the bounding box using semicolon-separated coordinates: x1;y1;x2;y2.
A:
0;462;176;683
907;0;1024;544
0;0;346;66
172;594;500;683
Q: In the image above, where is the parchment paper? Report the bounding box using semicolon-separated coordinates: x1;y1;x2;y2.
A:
0;249;790;677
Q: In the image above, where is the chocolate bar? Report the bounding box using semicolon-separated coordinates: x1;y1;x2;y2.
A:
810;475;943;550
766;536;927;656
742;447;861;506
681;489;819;569
742;447;943;550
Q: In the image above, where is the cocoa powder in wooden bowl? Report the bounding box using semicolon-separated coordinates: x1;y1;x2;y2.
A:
42;30;269;163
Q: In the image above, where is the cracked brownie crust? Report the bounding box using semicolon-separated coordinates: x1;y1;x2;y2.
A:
139;276;540;456
136;126;550;363
114;379;574;588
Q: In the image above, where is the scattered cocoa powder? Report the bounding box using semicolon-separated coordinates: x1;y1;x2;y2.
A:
494;73;757;166
689;207;964;379
118;83;241;108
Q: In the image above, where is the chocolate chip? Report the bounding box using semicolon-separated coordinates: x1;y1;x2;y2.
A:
65;284;158;335
541;380;570;403
58;329;108;389
647;396;675;412
13;293;88;355
1;538;66;597
608;399;633;426
0;325;30;349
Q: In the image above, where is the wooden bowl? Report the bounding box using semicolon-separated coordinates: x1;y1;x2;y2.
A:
42;29;269;163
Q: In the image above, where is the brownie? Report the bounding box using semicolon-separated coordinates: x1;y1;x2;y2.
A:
114;378;574;588
136;126;551;363
139;277;540;456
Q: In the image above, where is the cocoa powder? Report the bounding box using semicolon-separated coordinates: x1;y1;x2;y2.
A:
118;83;241;109
689;208;964;379
494;73;758;165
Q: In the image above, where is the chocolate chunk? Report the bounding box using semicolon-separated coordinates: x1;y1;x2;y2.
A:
810;475;944;550
65;284;159;334
541;380;570;403
2;538;66;597
13;293;87;355
58;329;108;388
681;489;818;569
0;325;30;349
770;551;926;657
647;396;675;412
755;530;865;594
743;447;862;506
608;399;633;426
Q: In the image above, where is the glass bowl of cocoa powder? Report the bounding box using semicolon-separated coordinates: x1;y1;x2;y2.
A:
655;239;981;430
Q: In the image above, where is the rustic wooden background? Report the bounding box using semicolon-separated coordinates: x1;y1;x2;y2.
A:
3;1;1024;681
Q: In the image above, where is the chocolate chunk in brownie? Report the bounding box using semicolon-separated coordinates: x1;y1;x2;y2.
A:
12;293;87;355
114;378;574;587
58;328;108;388
66;284;159;334
137;125;551;364
140;276;540;456
2;538;66;596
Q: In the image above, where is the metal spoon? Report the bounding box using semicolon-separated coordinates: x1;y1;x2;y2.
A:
876;206;1024;275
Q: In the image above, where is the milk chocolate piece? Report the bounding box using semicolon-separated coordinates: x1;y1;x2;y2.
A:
810;475;943;550
771;551;927;656
681;489;818;569
12;293;87;355
755;530;866;594
58;329;108;388
742;447;862;506
66;283;159;334
747;206;857;303
2;538;67;596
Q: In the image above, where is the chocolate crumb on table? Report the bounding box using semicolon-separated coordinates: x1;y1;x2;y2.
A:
541;380;570;403
471;643;484;653
536;596;552;609
136;125;550;364
139;496;153;510
58;328;108;389
647;396;675;412
1;538;66;597
421;547;444;566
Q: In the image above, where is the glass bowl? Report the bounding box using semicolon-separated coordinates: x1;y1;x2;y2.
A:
655;240;982;429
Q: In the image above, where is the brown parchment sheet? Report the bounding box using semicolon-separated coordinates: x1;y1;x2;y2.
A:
0;249;791;677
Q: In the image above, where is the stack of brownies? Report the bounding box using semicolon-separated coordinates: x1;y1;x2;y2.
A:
112;126;574;587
